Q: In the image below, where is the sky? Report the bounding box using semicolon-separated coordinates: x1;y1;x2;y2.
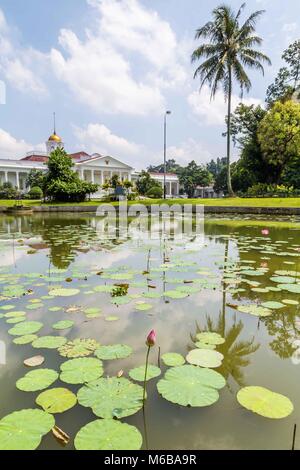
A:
0;0;299;169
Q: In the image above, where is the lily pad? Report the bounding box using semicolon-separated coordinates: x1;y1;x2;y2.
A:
50;288;80;297
74;419;142;450
0;409;55;450
237;386;293;419
77;377;144;419
36;387;77;414
60;358;104;384
129;365;161;382
58;338;99;358
186;349;224;368
16;368;58;392
164;290;188;299
8;321;43;336
135;302;153;311
94;344;132;360
279;284;300;294
24;355;45;367
261;301;285;310
13;334;38;345
196;332;225;345
32;336;67;349
282;299;299;305
52;320;74;330
236;305;272;317
161;353;185;367
157;365;225;407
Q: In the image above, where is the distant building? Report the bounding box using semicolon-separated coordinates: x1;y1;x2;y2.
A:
131;171;180;198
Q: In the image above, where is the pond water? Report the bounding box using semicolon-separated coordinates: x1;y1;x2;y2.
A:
0;213;300;450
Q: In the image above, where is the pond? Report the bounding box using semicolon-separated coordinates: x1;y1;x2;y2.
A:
0;212;300;450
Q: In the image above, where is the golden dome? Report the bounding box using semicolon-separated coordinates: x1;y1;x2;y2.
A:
48;132;62;142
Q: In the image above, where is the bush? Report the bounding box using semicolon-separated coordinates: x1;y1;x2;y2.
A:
244;183;299;197
28;186;43;200
145;185;163;198
0;182;19;199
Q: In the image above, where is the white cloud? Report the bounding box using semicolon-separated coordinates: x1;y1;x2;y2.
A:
282;22;297;33
73;123;140;157
0;128;33;158
0;8;47;96
50;0;187;115
166;139;212;166
188;86;262;126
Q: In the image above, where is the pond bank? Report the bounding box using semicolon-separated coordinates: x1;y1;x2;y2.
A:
1;204;300;215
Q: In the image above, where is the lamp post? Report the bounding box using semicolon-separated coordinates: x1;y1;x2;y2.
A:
163;110;171;199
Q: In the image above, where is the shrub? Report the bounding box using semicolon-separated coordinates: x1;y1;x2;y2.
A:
28;186;43;200
145;185;163;198
0;182;19;199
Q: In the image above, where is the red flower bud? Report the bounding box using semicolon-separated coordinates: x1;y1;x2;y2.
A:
146;329;156;347
261;229;269;236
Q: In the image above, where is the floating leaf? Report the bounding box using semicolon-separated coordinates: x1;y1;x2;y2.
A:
105;316;119;322
58;338;99;358
24;355;45;367
0;409;55;450
36;387;77;414
16;368;58;392
135;302;153;311
60;358;103;384
13;334;38;345
236;305;272;317
50;288;80;297
261;301;285;310
77;377;144;419
196;332;225;345
52;320;74;330
157;365;225;407
237;386;293;419
8;321;43;336
164;290;188;299
129;364;161;382
186;349;224;368
279;284;300;294
161;353;185;367
6;316;26;324
52;425;70;446
94;344;132;360
282;299;299;305
32;336;67;349
74;419;142;450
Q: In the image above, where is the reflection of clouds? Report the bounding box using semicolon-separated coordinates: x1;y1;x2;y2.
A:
0;244;25;266
0;340;6;365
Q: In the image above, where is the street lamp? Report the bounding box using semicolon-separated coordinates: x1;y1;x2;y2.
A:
164;110;171;199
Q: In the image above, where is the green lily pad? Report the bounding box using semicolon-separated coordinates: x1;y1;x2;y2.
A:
129;364;161;382
261;301;285;310
36;387;77;414
105;316;119;322
282;299;299;305
58;338;99;358
236;305;273;317
194;342;216;350
49;307;63;312
94;344;132;360
4;311;26;318
0;409;55;450
77;377;144;419
16;368;58;392
164;290;188;299
161;353;185;367
60;358;104;384
186;349;224;368
50;288;80;297
6;316;26;324
135;302;153;311
13;334;38;345
196;332;225;345
237;386;293;419
52;320;74;330
74;419;142;450
8;321;43;336
32;336;67;349
279;284;300;294
157;365;225;407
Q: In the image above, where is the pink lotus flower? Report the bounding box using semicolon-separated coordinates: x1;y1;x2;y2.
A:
260;262;268;268
261;229;269;236
146;330;156;347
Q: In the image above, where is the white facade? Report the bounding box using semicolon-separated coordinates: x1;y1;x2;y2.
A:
131;171;180;197
0;132;180;198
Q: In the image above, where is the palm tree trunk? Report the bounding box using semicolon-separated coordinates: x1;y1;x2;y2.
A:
226;66;234;197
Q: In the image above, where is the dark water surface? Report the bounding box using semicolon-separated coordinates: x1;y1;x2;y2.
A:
0;213;300;450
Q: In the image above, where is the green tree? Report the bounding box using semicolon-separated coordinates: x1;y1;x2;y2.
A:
25;169;45;192
258;100;300;183
135;171;162;196
266;40;300;106
191;3;270;196
147;159;180;174
178;160;212;198
44;148;98;202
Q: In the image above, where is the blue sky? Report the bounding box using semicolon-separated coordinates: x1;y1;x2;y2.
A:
0;0;299;169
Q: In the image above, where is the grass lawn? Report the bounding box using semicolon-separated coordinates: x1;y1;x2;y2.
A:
0;197;299;208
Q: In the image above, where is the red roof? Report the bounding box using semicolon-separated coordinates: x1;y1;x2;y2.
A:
21;155;49;162
68;152;90;160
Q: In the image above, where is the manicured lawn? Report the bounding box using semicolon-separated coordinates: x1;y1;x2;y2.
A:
0;197;299;207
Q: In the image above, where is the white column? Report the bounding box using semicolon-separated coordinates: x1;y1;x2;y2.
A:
100;171;103;185
4;171;8;183
80;169;84;181
16;172;20;190
91;170;95;183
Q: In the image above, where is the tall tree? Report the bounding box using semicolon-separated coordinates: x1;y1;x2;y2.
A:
191;3;270;196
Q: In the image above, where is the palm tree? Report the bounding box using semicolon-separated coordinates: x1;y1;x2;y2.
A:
191;3;271;196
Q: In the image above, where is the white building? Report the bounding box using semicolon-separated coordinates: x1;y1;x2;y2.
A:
0;129;180;198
